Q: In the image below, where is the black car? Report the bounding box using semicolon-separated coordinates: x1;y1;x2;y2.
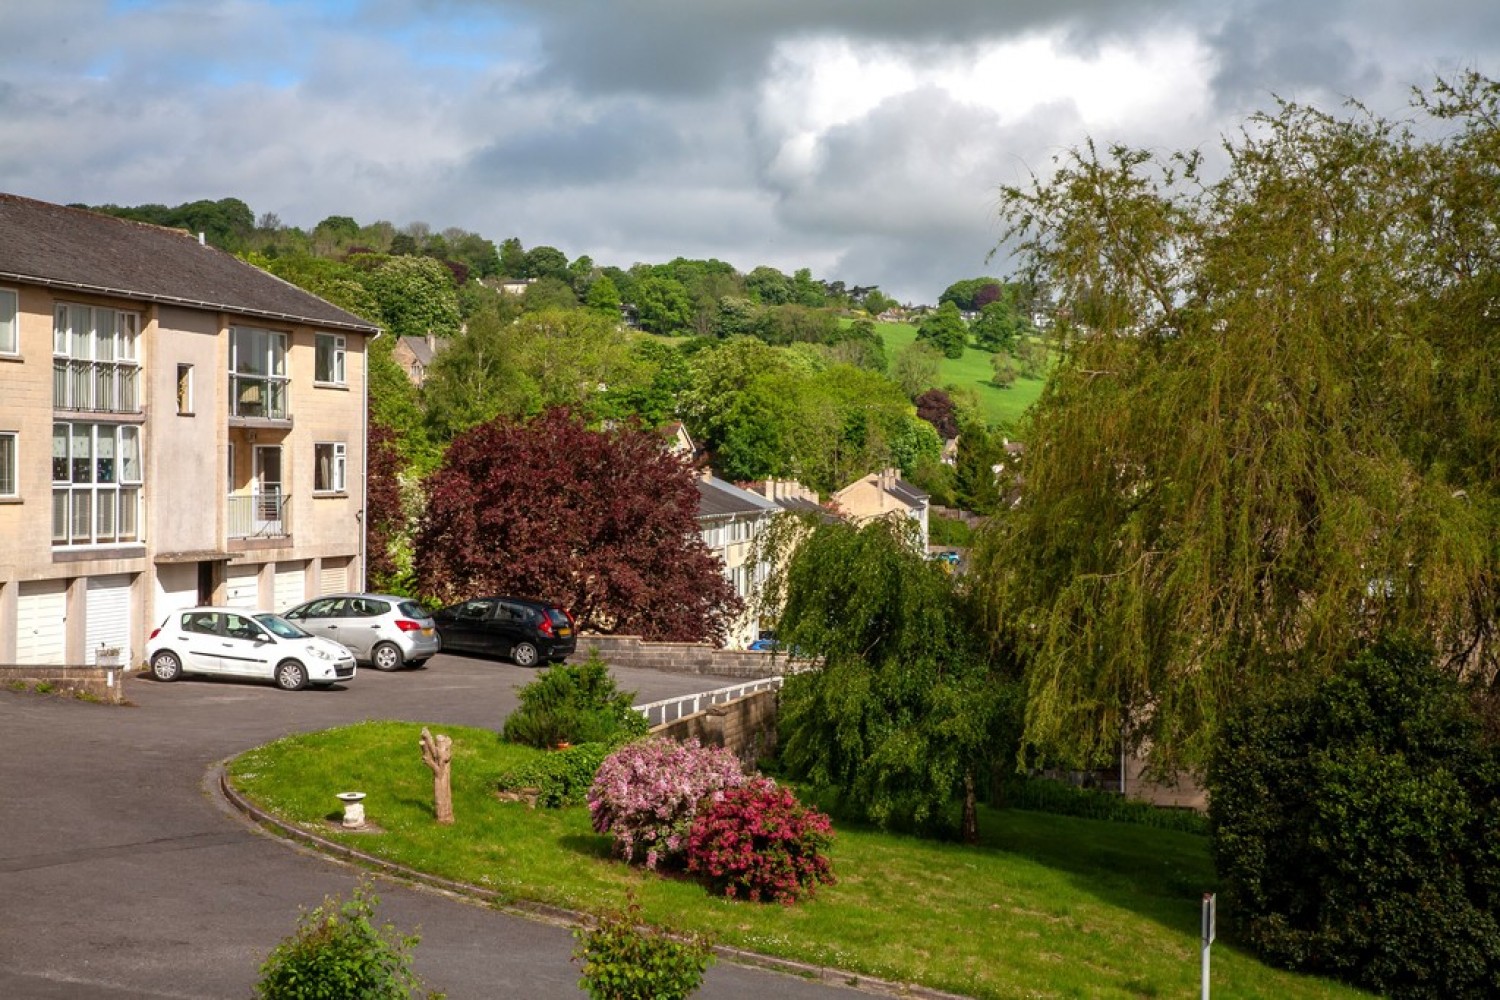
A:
430;597;577;667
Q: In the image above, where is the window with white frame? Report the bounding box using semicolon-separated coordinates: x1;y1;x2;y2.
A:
0;288;17;355
52;303;140;411
0;432;16;497
230;325;289;418
315;442;346;493
315;333;346;385
52;422;142;545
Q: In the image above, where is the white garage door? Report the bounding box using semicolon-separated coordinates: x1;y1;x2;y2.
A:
225;564;261;609
274;561;306;612
153;563;197;624
86;574;133;665
319;558;349;595
17;580;68;664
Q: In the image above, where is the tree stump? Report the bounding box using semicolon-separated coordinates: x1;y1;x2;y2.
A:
419;727;455;825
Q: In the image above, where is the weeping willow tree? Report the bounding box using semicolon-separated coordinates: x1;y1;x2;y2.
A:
974;72;1500;775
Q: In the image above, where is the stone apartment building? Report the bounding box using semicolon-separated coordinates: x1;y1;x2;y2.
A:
0;194;379;668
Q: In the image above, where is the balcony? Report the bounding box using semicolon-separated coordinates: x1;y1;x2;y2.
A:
228;491;289;539
53;360;142;413
229;373;291;422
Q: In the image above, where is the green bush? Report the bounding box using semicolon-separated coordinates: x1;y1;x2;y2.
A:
255;881;442;999
1001;777;1207;836
501;653;650;749
1207;635;1500;999
928;514;973;547
496;742;612;808
573;892;714;1000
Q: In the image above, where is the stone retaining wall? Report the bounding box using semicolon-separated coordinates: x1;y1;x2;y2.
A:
653;688;779;767
567;634;795;678
0;665;130;704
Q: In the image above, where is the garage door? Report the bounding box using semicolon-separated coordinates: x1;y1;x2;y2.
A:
274;561;306;612
17;580;68;664
86;574;133;665
153;563;197;625
319;558;349;595
225;564;261;609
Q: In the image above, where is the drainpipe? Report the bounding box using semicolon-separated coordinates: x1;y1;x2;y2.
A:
360;327;382;591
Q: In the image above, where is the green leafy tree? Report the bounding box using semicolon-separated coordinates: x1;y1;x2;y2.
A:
974;74;1500;774
938;277;1003;312
350;254;461;341
990;351;1018;388
633;275;693;335
915;301;968;359
521;275;578;312
757;516;1020;841
971;299;1027;353
584;275;622;316
744;265;791;305
522;244;570;282
1209;635;1500;998
888;341;942;398
498;237;526;277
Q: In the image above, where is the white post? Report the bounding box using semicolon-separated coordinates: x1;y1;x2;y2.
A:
1201;892;1215;1000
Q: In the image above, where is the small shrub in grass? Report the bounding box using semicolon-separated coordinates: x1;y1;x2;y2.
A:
502;653;650;749
255;881;442;999
686;777;835;904
496;742;612;808
573;891;714;1000
588;737;746;869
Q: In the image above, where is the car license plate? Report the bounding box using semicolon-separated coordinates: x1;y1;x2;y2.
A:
422;627;434;636
559;627;572;637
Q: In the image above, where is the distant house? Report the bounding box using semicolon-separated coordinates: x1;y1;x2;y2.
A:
496;277;534;296
391;333;445;387
832;468;930;550
695;471;780;648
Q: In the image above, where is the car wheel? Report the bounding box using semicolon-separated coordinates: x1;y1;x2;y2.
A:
371;642;404;672
150;651;182;682
511;642;539;668
275;660;308;691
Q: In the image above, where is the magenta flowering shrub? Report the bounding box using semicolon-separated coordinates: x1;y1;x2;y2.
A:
685;777;836;904
587;737;747;870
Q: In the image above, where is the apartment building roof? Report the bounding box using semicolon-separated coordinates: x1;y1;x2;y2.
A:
695;473;781;520
0;193;379;334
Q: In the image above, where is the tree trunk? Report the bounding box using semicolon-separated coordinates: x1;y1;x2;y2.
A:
961;769;979;845
419;727;455;825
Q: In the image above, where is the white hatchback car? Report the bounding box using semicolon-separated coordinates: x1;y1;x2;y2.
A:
146;607;357;690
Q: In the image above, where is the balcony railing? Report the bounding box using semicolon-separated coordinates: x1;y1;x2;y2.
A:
53;360;142;413
229;373;290;420
228;491;289;538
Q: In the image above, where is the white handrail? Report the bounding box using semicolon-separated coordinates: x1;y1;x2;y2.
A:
634;676;784;728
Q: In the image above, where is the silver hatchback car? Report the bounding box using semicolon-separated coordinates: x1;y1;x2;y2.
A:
281;593;441;671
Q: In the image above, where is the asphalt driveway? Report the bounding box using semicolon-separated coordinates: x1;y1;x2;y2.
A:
0;654;871;999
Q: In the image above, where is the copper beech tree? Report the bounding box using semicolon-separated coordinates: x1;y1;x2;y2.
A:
414;408;741;644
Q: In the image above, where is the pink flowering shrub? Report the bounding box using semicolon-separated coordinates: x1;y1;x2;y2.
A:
685;777;836;904
587;737;747;870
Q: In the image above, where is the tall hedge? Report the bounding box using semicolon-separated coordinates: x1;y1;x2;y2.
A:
1207;636;1500;998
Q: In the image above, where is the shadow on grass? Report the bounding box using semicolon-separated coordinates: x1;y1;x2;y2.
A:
559;832;614;861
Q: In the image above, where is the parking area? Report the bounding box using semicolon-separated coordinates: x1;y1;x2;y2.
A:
0;653;860;1000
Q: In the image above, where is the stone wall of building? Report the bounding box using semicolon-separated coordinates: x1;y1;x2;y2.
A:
652;689;779;768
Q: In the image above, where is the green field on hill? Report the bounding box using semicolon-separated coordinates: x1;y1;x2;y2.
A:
872;320;1046;429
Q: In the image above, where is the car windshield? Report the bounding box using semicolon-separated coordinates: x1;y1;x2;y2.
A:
254;614;311;639
397;600;432;619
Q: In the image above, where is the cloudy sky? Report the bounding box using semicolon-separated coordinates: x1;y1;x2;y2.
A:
2;1;1497;304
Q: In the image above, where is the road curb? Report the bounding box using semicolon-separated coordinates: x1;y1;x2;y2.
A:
212;762;968;1000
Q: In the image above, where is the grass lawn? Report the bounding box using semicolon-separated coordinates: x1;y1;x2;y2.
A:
872;320;1046;429
228;722;1367;1000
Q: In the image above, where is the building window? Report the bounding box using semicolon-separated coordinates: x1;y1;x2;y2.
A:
230;325;288;419
315;333;346;385
315;442;346;493
0;432;16;497
52;422;141;545
0;288;16;355
176;364;193;414
52;303;141;412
